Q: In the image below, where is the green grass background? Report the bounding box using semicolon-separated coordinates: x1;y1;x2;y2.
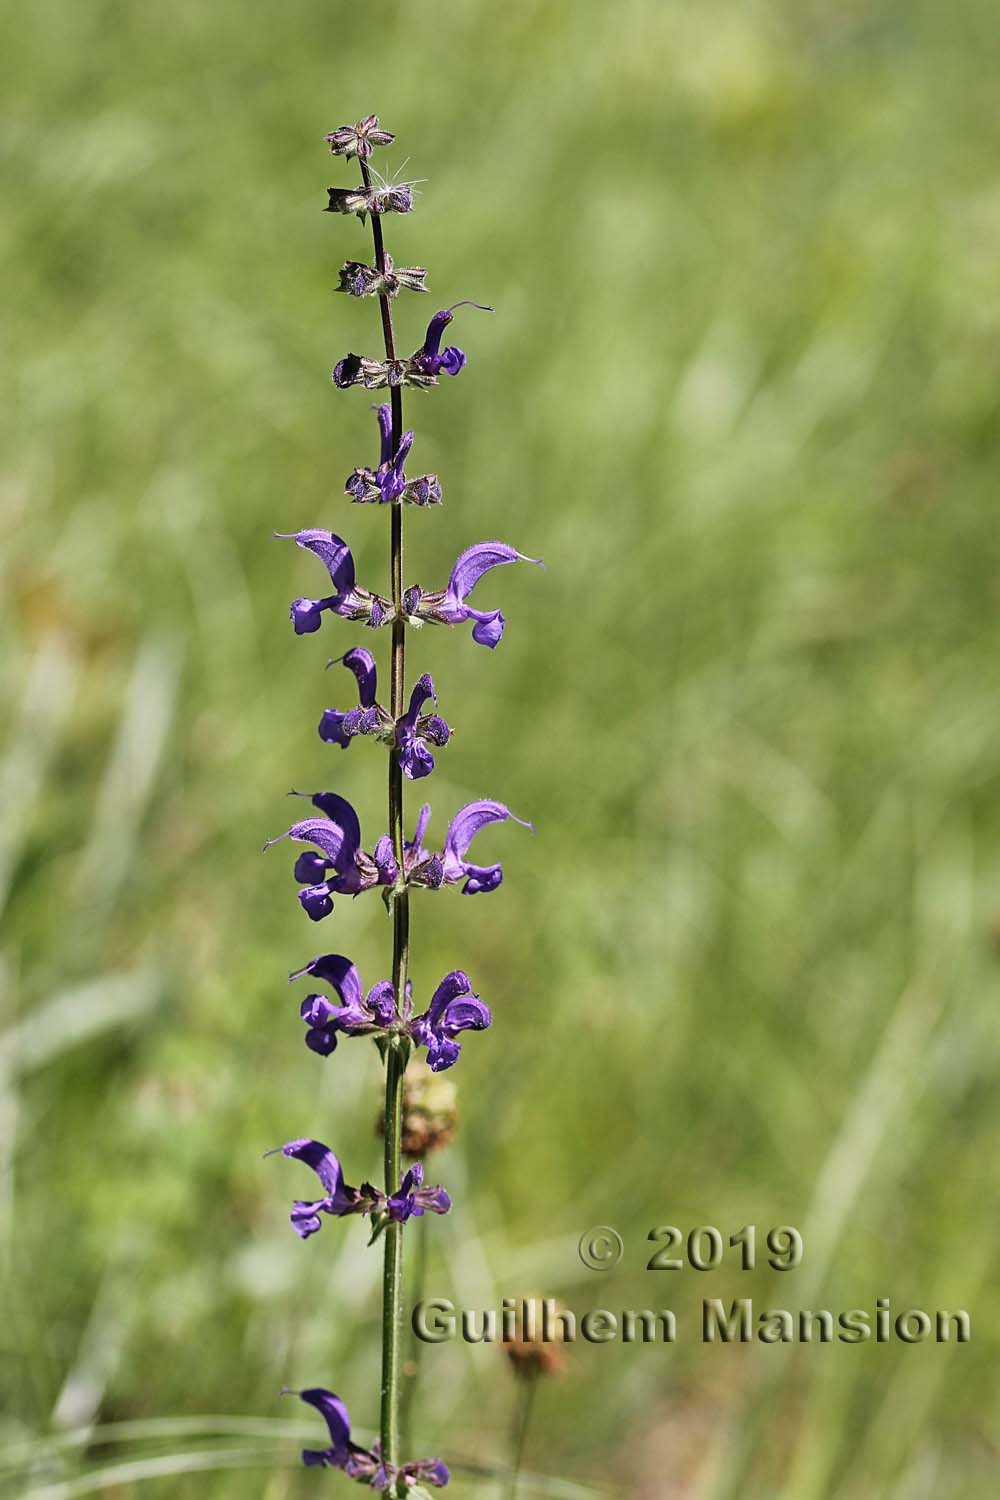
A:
2;1;999;1495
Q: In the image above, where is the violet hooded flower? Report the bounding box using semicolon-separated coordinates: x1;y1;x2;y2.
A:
318;648;393;750
387;1161;452;1222
265;1139;378;1240
332;303;492;391
264;791;394;921
269;1139;450;1241
290;956;486;1070
409;301;492;380
276;530;390;635
411;970;492;1071
402;799;533;895
296;1388;449;1489
290;952;409;1056
318;652;451;780
405;542;543;649
346;404;442;507
395;674;451;780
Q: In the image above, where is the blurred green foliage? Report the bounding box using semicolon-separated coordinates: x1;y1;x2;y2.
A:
2;1;999;1495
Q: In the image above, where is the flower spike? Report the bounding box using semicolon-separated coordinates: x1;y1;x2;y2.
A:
267;119;543;1491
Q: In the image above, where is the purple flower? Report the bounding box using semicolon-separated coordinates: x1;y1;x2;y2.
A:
405;542;543;649
318;648;393;750
387;1162;453;1223
395;674;451;780
265;1139;377;1240
333;303;492;392
411;970;491;1071
290;958;485;1069
268;1141;450;1241
409;302;492;380
346;405;442;508
323;115;395;160
295;1388;449;1488
290;952;409;1056
402;799;532;894
440;799;533;893
318;653;451;780
276;530;391;634
411;308;466;379
264;791;394;921
296;1388;354;1470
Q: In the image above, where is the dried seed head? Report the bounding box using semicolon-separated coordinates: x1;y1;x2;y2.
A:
502;1296;568;1379
336;255;429;300
323;115;395;160
325;180;413;224
377;1061;458;1157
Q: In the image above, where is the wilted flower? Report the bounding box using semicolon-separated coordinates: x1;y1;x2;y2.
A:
401;799;533;895
404;542;543;649
411;970;491;1071
323;115;395;160
337;254;428;299
325;174;413;221
333;352;410;390
264;790;394;921
345;404;442;507
276;529;391;634
295;1387;449;1488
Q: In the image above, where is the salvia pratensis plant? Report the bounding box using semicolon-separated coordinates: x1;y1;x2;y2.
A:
266;115;541;1494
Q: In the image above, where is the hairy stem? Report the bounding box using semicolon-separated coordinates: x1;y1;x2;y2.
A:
359;155;410;1485
399;1213;429;1454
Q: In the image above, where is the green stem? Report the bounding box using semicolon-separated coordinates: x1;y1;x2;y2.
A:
505;1374;539;1500
379;1041;405;1474
399;1212;428;1453
359;154;410;1490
